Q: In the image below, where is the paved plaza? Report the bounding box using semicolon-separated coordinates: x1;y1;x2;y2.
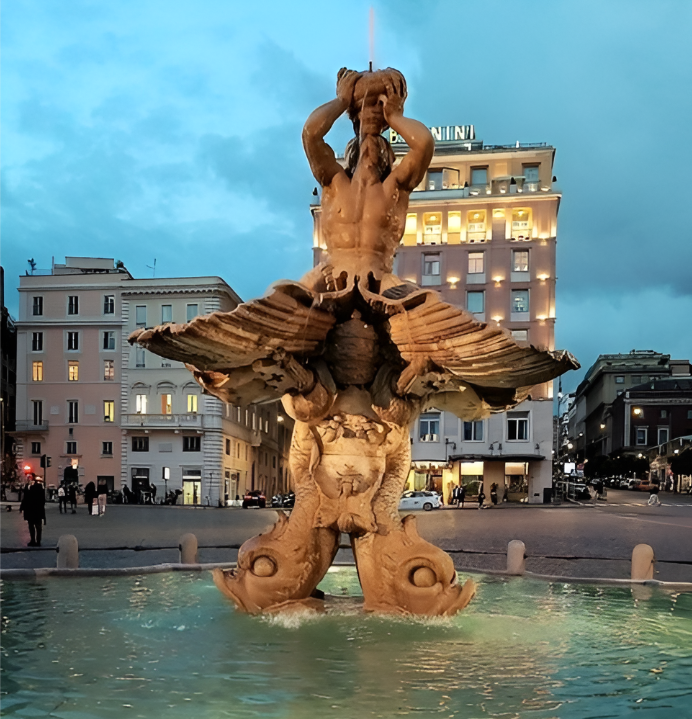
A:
2;489;691;581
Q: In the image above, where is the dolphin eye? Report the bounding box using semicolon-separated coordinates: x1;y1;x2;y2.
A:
252;556;277;577
410;566;436;588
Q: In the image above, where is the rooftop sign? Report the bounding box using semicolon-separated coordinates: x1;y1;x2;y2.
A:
389;125;475;144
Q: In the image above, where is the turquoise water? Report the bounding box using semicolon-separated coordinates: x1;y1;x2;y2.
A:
2;569;691;718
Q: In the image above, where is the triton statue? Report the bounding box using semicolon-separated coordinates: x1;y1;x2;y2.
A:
130;67;578;616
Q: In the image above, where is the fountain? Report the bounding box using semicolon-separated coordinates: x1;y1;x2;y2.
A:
130;67;578;616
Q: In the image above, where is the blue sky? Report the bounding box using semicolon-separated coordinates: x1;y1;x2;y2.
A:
2;0;691;392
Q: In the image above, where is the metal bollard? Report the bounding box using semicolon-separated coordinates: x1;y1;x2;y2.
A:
507;540;526;575
56;534;79;569
179;533;198;564
631;543;655;581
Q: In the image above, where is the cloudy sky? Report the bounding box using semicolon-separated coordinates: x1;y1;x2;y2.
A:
2;0;691;391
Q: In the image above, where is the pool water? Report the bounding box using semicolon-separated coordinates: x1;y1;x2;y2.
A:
2;569;691;718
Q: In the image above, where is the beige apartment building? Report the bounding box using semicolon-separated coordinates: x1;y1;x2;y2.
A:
13;257;291;504
312;126;560;503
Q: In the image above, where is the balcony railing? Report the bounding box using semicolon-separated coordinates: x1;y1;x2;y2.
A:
411;181;557;201
122;413;202;429
14;420;49;432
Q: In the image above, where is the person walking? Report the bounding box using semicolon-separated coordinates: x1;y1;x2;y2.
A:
96;479;108;516
84;481;96;516
67;483;77;514
19;476;46;546
490;483;498;506
57;483;67;514
647;482;661;507
451;484;460;507
477;486;486;510
458;485;466;509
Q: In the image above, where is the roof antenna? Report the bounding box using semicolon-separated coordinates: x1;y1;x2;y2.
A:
369;6;375;71
147;258;157;278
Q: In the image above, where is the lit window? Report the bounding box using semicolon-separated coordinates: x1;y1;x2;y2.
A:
468;251;484;274
470;167;488;186
67;296;79;315
104;360;115;381
104;400;115;422
103;331;116;350
135;306;147;327
32;332;43;352
162;305;173;323
511;329;529;343
136;394;148;414
186;304;199;322
68;361;79;381
467;291;485;314
183;436;201;452
512;290;529;313
507;411;529;441
32;297;43;316
67;332;79;351
512;250;529;272
422;213;442;245
467;210;486;232
32;361;43;382
463;421;483;441
102;442;113;456
104;295;115;314
161;394;173;415
419;413;440;441
31;441;41;454
615;376;625;384
187;394;198;414
511;209;532;231
132;437;149;452
68;401;79;424
66;441;77;455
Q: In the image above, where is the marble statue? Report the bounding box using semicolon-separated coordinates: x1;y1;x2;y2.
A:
130;67;578;616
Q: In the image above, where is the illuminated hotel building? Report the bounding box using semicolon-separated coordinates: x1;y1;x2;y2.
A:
312;126;560;504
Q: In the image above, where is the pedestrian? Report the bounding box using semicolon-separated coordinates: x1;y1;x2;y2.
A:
150;484;157;505
57;483;67;514
97;479;108;516
451;484;460;507
458;485;466;509
477;486;486;510
84;481;96;516
490;483;498;506
19;476;46;546
647;483;661;507
67;484;77;514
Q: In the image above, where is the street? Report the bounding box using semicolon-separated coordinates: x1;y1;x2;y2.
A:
2;489;691;581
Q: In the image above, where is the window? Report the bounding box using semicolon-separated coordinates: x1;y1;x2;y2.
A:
186;304;199;322
135;306;147;327
615;376;625;384
32;297;43;316
422;212;442;245
660;409;667;418
162;305;173;323
265;419;269;433
104;295;115;314
419;413;440;441
507;411;529;441
103;331;116;350
67;332;79;351
68;401;79;424
467;291;485;314
66;441;77;455
68;361;79;381
658;428;669;445
32;400;43;426
102;441;113;456
635;428;647;446
511;290;529;313
161;394;173;415
32;361;43;382
422;253;441;286
31;442;41;455
632;376;642;385
523;165;540;184
512;250;529;273
225;438;231;455
468;251;484;274
511;209;532;231
104;360;115;381
688;410;692;420
470;167;488;186
104;400;115;422
32;332;43;352
187;394;198;413
463;421;484;441
135;394;148;414
67;296;79;315
135;347;145;368
467;210;486;232
511;329;528;342
183;436;201;452
132;437;149;452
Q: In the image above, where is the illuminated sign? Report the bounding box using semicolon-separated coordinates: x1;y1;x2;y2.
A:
389;125;475;144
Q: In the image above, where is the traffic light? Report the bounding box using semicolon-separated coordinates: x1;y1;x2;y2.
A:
40;455;46;468
47;456;52;467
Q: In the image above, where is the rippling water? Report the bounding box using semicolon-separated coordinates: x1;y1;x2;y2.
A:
2;569;691;718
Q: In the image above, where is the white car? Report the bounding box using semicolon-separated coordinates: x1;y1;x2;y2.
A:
398;491;442;512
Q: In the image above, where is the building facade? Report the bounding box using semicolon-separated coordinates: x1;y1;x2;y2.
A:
13;257;291;504
312;127;561;503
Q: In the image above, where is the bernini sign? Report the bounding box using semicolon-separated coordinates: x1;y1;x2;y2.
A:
389;125;475;144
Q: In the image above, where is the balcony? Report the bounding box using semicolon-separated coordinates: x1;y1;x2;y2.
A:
122;413;203;429
410;181;557;203
14;420;49;432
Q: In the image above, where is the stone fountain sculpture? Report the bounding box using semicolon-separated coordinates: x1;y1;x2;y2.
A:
130;67;578;617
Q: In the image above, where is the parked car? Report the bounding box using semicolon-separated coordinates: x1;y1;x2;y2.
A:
398;491;442;512
271;491;295;509
635;480;655;492
242;490;266;509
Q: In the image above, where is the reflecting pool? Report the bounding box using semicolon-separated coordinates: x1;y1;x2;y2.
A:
2;569;691;718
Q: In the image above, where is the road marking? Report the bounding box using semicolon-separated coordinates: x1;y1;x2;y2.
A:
605;514;692;529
